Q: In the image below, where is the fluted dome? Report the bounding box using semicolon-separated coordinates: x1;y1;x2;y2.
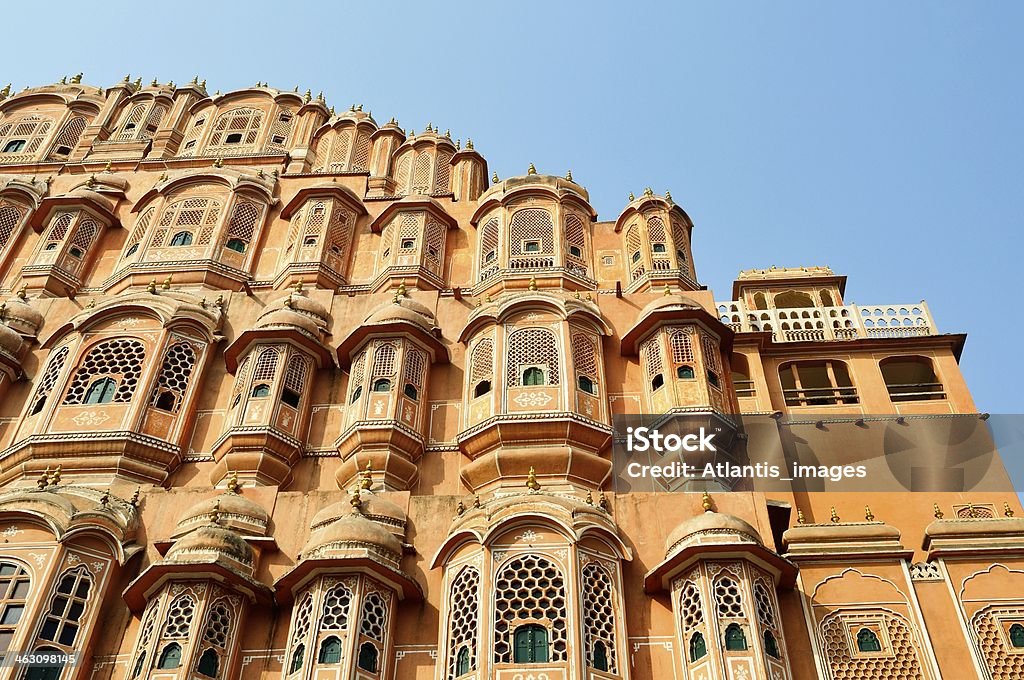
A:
312;490;406;535
165;522;255;570
665;511;763;556
364;295;436;331
174;492;270;538
0;323;22;357
305;510;403;558
1;296;44;336
256;287;330;337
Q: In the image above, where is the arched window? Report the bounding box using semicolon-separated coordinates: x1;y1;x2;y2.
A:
357;642;378;672
582;563;617;672
470;338;494;399
0;115;53;159
289;643;305;674
724;623;747;651
856;628;881;653
651;374;664;391
508;208;554;267
170;231;193;246
208;108;263;149
571;332;599;396
37;566;91;648
0;561;30;654
197;648;219;677
158;642;182;669
774;290;815;308
640;336;664;394
47;116;88;160
522;367;545;386
455;646;470;675
506;328;560;387
282;355;309;409
577;375;596;394
223;200;263;256
151;342;197;413
513;624;549;663
23;646;63;680
318;636;342;664
731;352;754;397
779;359;858;406
0;198;28;257
474;380;491;398
880;356;945;402
351;386;362;403
593;640;608;671
404;384;418;400
689;631;707;661
764;630;780;658
130;652;146;678
251;384;271;398
677;365;695;379
477;217;500;280
29;346;69;415
84;377;117;404
372;378;391;392
1010;623;1024;648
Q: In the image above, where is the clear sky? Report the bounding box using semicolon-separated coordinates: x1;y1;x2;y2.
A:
5;1;1021;411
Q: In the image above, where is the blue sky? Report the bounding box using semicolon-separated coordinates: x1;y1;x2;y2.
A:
7;1;1022;411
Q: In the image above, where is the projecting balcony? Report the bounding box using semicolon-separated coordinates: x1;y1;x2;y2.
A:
717;301;938;343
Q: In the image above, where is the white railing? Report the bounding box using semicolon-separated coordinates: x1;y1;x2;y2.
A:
717;301;937;342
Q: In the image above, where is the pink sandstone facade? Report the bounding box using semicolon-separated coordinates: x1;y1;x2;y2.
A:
0;75;1020;680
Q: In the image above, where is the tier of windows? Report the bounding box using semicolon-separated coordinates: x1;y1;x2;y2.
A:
624;212;693;285
0;112;93;164
476;205;594;283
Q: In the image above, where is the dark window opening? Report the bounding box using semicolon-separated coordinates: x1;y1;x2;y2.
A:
764;630;780;658
652;243;666;253
372;378;391;392
523;240;541;253
282;388;301;408
631;251;641;263
725;623;747;651
197;648;219;677
880;356;945;402
689;632;707;661
455;645;470;675
44;242;58;251
84;377;117;404
272;135;286;144
651;374;664;391
68;246;84;258
474;380;491;398
130;652;146;678
158;643;182;669
569;245;582;258
1010;623;1024;648
289;643;305;674
401;238;415;249
351;385;363;403
251;383;271;398
522;367;545;386
856;628;881;653
514;624;549;663
170;231;194;247
303;236;317;247
578;375;596;395
225;132;243;144
677;365;695;380
154;390;177;412
125;243;140;257
226;238;247;253
485;250;496;263
707;370;720;388
357;642;378;672
318;636;342;664
3;140;27;153
54;146;71;156
592;639;608;671
404;383;418;400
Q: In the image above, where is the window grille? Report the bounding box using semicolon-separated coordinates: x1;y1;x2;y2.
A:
821;612;924;678
351;130;371;171
177;114;207;157
120;207;155;263
130;602;159;678
669;328;694;364
319;583;353;632
679;578;704;630
37;566;91;649
29;345;69;415
290;592;314;660
230;355;252;410
581;563;617;672
349;350;366;401
0;199;25;254
701;333;722;373
754;581;776;629
506;328;560;386
714;575;745;618
626;224;644;280
972;607;1024;678
403;347;426;390
202;598;233;649
64;338;146;405
359;592;388;642
325;204;352;273
152;196;222;248
224;199;262;250
284;354;310;396
640;336;664;381
0;561;30;654
647;216;667;246
564;213;587;271
162;594;195;639
493;554;567;663
478;217;500;280
151;341;197;413
446;566;479;680
509;209;554;257
424;218;446;274
672;219;689;266
393;154;411;194
470;338;494;384
411;152;432;194
44;212;75;246
0;115;53;160
252;346;281;384
207;107;263;150
324;129;351;172
371;343;397;378
571;333;598;390
68;218;99;258
46;116;88;160
266;108;294;151
434;149;453;193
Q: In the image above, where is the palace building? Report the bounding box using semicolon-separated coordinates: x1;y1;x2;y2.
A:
0;75;1020;680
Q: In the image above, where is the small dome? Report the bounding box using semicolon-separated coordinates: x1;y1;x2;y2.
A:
0;323;22;357
637;294;703;321
175;492;270;538
665;511;763;555
257;307;321;337
311;491;407;534
305;511;403;557
2;296;44;337
255;287;330;337
166;522;255;568
364;296;436;331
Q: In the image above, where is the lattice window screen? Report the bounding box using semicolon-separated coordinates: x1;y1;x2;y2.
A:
571;333;598;381
0;199;27;253
434;149;453;193
319;582;353;631
47;116;88;160
582;563;618;673
358;592;388;642
626;224;644;280
647;216;667;245
424;219;446;274
0;116;53;161
177;113;207;157
69;218;99;254
351;130;371;171
202;598;233;650
640;336;664;380
393;154;411;195
292;592;314;646
162;595;195;639
714;575;745;618
45;212;75;245
493;554;568;663
446;566;480;680
252;347;281;384
349;350;366;399
116;104;148;140
63;338;146;404
152;196;223;248
411;152;433;194
668;328;694;364
230;355;251;409
700;333;722;373
371;343;397;378
478;216;500;280
206;107;263;151
225;199;263;245
509;208;554;256
671;219;689;266
324;129;352;172
679;578;704;630
121;207;155;262
972;607;1024;680
142;105;166;140
29;345;69;414
470;338;494;384
284;354;310;395
506;328;560;386
265;108;294;151
325;204;352;273
403;347;426;389
820;612;925;680
150;342;197;413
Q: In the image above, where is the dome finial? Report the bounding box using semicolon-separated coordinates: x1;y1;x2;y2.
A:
796;507;806;524
701;490;714;512
830;506;840;523
933;503;944;519
665;190;673;202
397;281;407;297
210;499;221;524
350;486;362;513
16;285;27;300
294;281;304;294
130;488;141;508
456;499;466;515
527;163;536;175
628;192;635;201
36;468;49;490
226;471;241;494
100;488;110;507
466;138;473;149
565;169;573;181
492;171;499;183
473;495;481;509
598;490;609;510
643;186;654;197
49;465;62;486
528;276;537;292
865;505;875;522
161;275;172;290
663;284;672;297
1005;502;1015;518
585;489;593;505
526;466;540;491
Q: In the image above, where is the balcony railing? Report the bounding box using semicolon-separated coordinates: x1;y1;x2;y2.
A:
783;385;860;407
717;301;937;343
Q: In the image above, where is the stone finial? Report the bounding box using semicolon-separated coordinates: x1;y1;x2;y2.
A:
665;190;673;201
360;460;373;490
456;500;466;516
474;495;481;509
0;84;12;100
643;187;654;197
226;471;241;494
130;488;140;508
585;490;593;505
445;129;451;138
86;299;95;309
1005;502;1015;518
565;170;573;181
304;89;312;103
36;468;49;490
103;161;112;173
492;172;499;183
663;284;672;297
213;157;223;168
16;285;27;300
526;467;540;491
147;279;158;294
397;282;407;297
628;192;635;201
210;499;221;524
100;489;110;507
528;276;537;292
598;491;609;510
830;506;840;523
71;73;83;84
350;486;362;512
356;104;363;111
527;163;537;175
329;106;335;115
701;490;713;512
48;465;62;486
317;91;325;102
161;275;172;290
191;75;199;85
865;505;875;522
466;139;474;149
294;281;304;294
796;507;806;524
933;503;944;519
